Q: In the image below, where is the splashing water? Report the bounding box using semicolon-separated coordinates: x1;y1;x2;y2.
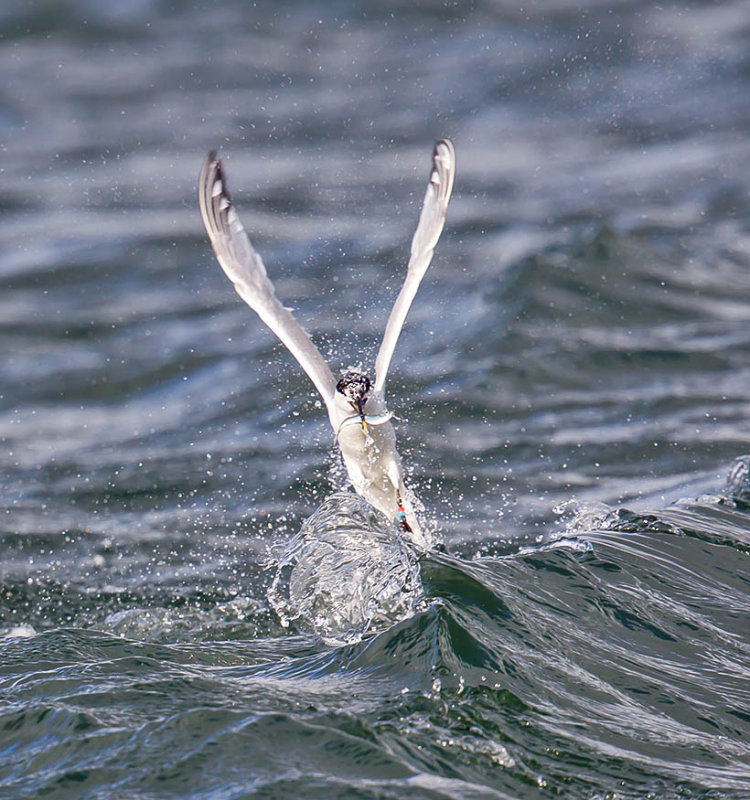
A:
268;492;424;645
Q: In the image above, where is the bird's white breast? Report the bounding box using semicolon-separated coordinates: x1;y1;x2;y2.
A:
331;391;407;527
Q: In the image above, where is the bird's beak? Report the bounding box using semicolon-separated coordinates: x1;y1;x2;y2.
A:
354;399;368;434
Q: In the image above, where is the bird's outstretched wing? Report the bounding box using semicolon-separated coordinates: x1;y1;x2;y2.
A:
374;139;455;395
199;151;337;412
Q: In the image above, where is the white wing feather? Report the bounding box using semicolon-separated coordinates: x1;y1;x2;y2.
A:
374;139;455;395
198;152;337;414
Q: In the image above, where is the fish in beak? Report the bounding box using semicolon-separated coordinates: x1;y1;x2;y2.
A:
354;397;368;433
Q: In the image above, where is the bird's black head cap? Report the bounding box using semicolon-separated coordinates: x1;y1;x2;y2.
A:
336;371;371;407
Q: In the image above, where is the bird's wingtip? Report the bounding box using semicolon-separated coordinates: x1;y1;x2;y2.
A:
434;138;454;157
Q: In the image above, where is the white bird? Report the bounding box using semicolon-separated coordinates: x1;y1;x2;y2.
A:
198;140;455;548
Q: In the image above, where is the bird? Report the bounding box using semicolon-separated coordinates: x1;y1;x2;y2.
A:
198;140;455;549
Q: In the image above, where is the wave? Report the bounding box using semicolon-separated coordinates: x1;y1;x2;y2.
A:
3;461;750;798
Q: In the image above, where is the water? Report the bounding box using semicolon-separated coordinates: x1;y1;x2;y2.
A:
2;1;750;797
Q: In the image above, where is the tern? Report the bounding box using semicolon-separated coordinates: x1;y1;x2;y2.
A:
198;140;455;548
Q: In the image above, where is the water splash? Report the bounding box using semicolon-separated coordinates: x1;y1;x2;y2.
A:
268;492;423;645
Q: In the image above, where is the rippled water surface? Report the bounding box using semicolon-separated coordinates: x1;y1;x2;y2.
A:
2;1;750;797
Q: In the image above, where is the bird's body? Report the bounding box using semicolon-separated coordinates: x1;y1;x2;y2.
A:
198;140;455;549
331;385;425;545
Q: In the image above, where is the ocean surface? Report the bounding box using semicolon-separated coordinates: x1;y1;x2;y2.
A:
2;1;750;797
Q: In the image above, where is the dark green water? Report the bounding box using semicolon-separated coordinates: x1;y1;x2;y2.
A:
2;1;750;797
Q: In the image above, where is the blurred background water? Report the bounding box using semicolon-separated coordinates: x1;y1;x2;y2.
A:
2;1;750;797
